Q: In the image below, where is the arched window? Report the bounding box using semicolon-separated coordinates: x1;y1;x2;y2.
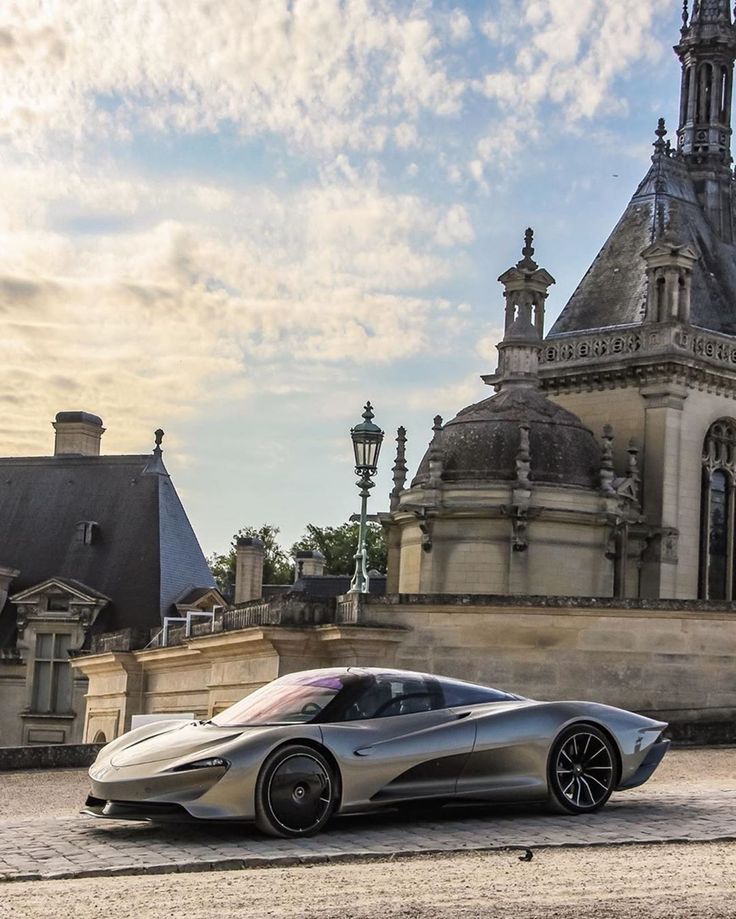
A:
700;420;736;600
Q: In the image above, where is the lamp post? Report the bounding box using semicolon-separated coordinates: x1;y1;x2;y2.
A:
349;402;384;594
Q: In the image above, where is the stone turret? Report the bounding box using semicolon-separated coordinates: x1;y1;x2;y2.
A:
676;0;736;238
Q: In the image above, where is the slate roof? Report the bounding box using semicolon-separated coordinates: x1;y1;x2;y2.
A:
0;452;215;646
548;154;736;337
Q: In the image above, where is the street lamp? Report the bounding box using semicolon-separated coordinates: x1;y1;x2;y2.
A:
349;402;384;594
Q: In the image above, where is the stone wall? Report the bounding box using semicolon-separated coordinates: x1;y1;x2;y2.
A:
0;743;103;771
363;595;736;724
72;593;736;742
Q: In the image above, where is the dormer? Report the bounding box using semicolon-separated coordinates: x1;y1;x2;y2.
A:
641;239;699;324
10;577;109;641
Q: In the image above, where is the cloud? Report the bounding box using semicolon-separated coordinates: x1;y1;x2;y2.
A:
478;0;670;120
473;0;671;177
0;0;466;155
0;160;474;454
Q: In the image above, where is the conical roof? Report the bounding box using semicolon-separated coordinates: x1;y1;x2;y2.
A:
548;154;736;337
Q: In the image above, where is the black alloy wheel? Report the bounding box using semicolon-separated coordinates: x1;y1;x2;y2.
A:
548;725;617;814
255;744;338;838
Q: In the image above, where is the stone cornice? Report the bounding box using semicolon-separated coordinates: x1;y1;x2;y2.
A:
540;321;736;396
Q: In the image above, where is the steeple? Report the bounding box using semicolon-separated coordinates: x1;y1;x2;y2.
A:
675;1;736;237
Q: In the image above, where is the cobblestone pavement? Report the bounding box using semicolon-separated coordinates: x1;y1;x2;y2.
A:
0;784;734;883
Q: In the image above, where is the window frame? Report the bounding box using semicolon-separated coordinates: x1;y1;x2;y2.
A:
700;420;736;601
31;632;74;714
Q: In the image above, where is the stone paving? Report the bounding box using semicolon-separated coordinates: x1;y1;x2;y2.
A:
0;785;734;883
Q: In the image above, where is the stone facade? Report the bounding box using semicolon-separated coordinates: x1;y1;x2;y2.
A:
71;592;736;741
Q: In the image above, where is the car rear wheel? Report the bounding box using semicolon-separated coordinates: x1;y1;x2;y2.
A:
548;725;617;814
255;744;338;838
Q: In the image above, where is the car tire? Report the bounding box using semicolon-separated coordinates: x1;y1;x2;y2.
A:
255;744;338;838
548;725;617;815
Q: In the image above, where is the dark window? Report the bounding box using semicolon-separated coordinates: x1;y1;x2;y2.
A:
708;471;729;600
440;676;520;708
47;596;70;613
32;633;73;713
341;675;442;721
700;421;736;600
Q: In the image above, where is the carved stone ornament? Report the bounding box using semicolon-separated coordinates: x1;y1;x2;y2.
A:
660;529;679;564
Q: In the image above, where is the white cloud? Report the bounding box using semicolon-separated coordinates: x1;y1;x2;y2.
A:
448;9;472;44
477;0;670;122
0;0;466;155
0;159;474;454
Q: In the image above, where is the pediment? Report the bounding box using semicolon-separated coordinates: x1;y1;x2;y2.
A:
10;577;110;605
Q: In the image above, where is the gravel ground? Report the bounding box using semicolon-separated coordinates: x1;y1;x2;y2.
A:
0;770;89;821
1;842;734;919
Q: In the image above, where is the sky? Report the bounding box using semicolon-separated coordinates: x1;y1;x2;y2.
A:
1;0;682;556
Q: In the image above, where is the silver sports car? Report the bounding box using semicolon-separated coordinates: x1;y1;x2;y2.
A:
84;667;670;838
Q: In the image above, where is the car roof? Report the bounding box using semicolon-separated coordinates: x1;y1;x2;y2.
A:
286;666;475;684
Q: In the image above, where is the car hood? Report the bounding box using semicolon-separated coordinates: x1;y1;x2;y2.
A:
110;722;247;768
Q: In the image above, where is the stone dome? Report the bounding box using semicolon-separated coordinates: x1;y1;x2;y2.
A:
412;387;601;489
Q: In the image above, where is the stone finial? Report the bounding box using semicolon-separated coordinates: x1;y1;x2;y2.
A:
518;228;538;270
600;425;616;495
516;423;531;488
653;118;667;157
154;428;165;453
390;426;408;512
428;417;443;487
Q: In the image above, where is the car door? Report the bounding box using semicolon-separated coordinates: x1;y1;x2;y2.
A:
321;674;476;810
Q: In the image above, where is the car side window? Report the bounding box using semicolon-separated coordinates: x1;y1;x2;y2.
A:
342;676;442;721
440;677;516;708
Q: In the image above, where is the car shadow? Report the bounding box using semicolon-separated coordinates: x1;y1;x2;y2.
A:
79;792;689;845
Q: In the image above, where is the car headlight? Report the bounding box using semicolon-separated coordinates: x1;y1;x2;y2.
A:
170;757;229;772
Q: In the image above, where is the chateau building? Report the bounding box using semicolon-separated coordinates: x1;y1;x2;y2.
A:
0;413;220;745
387;0;736;605
73;1;736;742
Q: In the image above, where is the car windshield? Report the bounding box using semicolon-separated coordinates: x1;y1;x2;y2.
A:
212;673;346;726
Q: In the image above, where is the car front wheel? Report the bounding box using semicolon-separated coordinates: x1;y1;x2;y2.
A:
548;725;617;814
255;744;338;838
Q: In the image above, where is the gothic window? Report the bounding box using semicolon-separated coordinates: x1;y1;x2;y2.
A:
700;420;736;600
720;66;729;122
656;276;666;321
32;633;73;714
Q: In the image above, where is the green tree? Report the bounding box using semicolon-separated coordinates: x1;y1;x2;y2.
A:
291;522;387;577
208;524;293;600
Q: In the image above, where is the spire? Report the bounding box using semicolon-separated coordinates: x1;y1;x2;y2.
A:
675;0;736;165
689;1;732;24
483;229;555;392
390;426;408;511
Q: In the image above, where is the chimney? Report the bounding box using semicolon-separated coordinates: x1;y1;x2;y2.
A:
234;537;264;604
53;412;105;456
294;550;327;582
